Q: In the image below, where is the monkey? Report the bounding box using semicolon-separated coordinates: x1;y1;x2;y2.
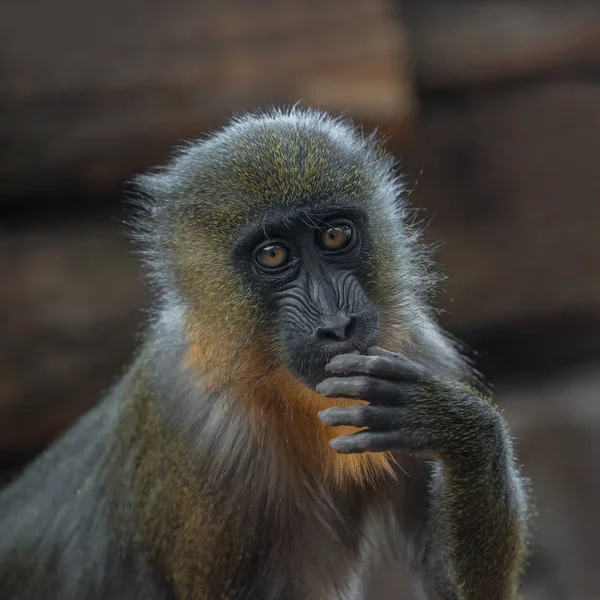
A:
0;107;529;600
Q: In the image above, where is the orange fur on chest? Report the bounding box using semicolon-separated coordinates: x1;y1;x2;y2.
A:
249;364;395;487
185;339;394;488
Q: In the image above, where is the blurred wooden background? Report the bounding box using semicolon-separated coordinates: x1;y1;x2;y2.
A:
1;0;600;597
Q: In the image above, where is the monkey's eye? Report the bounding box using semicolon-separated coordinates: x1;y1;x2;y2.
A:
319;225;354;252
255;243;289;269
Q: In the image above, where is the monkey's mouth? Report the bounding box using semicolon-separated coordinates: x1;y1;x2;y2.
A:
286;333;378;390
279;308;379;389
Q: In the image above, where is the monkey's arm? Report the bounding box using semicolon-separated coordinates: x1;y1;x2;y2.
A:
316;348;529;600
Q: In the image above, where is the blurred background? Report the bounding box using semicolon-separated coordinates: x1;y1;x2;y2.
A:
1;0;599;597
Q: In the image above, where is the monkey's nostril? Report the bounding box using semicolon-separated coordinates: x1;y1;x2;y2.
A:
315;314;356;342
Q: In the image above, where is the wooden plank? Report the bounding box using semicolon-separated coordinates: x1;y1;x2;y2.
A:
399;81;600;328
404;0;600;89
0;0;413;196
0;221;146;455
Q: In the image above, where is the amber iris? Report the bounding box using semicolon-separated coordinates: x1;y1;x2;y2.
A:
319;225;353;251
256;244;288;268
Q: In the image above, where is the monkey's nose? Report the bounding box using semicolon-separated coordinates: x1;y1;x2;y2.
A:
315;314;356;342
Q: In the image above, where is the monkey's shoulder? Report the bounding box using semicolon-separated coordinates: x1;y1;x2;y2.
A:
0;386;163;599
0;388;121;510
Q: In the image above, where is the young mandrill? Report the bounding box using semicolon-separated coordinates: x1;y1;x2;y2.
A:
0;108;528;599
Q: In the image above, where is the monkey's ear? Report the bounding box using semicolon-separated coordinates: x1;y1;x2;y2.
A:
122;172;175;294
130;169;173;201
359;126;406;211
364;127;382;151
126;172;162;236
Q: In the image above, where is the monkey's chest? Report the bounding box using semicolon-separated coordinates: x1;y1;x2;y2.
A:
181;496;371;600
282;512;367;600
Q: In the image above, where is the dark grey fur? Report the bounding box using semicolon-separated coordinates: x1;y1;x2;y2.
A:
0;108;528;600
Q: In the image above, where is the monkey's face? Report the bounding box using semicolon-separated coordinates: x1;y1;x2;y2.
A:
139;110;413;390
233;208;380;388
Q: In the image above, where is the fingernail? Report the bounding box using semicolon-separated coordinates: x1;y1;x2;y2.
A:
330;438;351;454
316;382;328;395
318;412;333;425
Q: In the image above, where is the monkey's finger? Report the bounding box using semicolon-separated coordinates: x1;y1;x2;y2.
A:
329;430;406;454
367;348;427;376
325;354;423;383
366;347;401;358
318;404;407;429
316;376;414;404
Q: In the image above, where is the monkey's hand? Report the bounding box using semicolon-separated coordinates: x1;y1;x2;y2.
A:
316;347;528;600
316;346;501;458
